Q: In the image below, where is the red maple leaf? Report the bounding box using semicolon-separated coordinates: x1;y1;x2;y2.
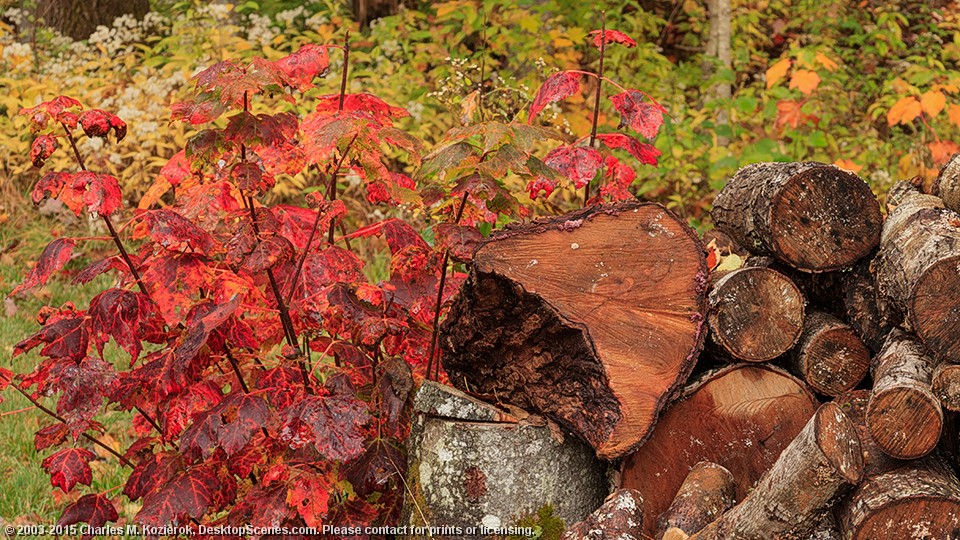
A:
279;390;369;462
158;382;223;440
181;392;269;459
136;463;221;527
588;29;637;49
34;423;70;451
30;134;59;167
10;238;75;296
170;92;228;125
124;452;185;501
434;224;483;263
528;71;582;122
14;311;89;362
544;145;603;188
609;90;665;140
88;289;164;363
58;494;118;540
20;96;83;130
78;109;126;142
596;132;661;166
286;473;330;528
134;209;216;254
599;155;638;201
275;44;330;91
42;447;96;492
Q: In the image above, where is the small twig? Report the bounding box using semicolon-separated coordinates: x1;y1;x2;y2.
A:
586;11;607;206
223;347;251;394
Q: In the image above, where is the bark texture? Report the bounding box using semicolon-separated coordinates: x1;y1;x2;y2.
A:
620;363;818;538
707;267;804;362
562;489;645;540
866;329;944;459
656;462;736;538
833;390;903;478
441;201;708;459
839;454;960;540
935;152;960;213
789;311;870;396
875;181;960;362
38;0;149;40
711;162;882;272
933;362;960;412
687;402;863;540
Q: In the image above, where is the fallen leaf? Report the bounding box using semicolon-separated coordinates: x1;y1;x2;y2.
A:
789;70;821;95
766;58;792;89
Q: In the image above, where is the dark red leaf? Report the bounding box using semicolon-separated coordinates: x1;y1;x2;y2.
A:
241;234;294;273
224;111;297;148
173;296;241;365
158;150;192;188
528;71;582;122
375;358;413;437
275;44;330;91
79;109;126;142
141;253;208;326
71;256;128;285
313;93;409;123
31;134;58;167
181;392;268;460
58;494;118;540
230;161;274;193
124;451;184;501
34;423;70;451
88;289;164;363
10;238;75;296
286;473;330;528
300;246;365;290
14;312;88;361
346;438;404;497
41;447;95;492
134;209;216;254
589;29;637;49
609;90;665;139
596;132;661;166
279;390;369;461
599;155;638;201
20;96;83;130
52;355;116;437
171;92;228;125
136;463;220;527
544;145;603;188
434;224;483;263
160;382;223;440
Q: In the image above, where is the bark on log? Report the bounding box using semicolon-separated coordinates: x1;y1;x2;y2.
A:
875;181;960;362
708;267;805;362
441;201;708;459
935;153;960;213
562;489;645;540
833;390;903;478
839;454;960;540
687;402;863;540
711;162;882;272
402;382;607;535
840;255;893;353
620;363;819;538
656;462;736;538
933;363;960;412
789;311;870;396
866;329;944;459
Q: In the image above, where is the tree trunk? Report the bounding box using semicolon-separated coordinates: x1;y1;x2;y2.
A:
620;363;819;538
933;362;960;412
441;201;708;459
711;162;882;272
838;454;960;540
562;489;645;540
37;0;149;40
708;267;805;362
705;0;732;146
687;402;862;540
788;311;870;396
866;329;943;460
934;152;960;213
657;462;736;539
875;181;960;363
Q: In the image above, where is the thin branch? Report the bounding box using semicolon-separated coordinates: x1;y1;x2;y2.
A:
426;191;469;381
586;11;607;206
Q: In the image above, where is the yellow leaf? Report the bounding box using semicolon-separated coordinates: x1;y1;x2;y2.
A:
948;104;960;127
766;58;792;89
789;70;821;95
715;253;744;272
815;52;839;72
834;159;863;173
887;96;922;126
921;91;947;117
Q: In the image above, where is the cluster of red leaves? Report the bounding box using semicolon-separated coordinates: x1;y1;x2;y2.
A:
6;42;485;539
526;27;665;202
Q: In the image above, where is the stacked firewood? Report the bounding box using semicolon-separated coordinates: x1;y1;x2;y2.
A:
436;156;960;539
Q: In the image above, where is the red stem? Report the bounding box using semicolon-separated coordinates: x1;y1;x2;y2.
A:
586;11;607;206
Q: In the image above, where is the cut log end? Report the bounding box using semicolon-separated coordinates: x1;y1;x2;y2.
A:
866;387;944;460
708;267;804;362
933;363;960;412
769;166;883;272
815;401;864;485
910;254;960;363
792;312;870;396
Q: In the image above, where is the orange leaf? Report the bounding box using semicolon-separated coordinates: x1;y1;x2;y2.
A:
948;104;960;127
833;159;863;173
887;97;922;126
775;100;805;129
815;52;838;72
789;70;821;95
933;83;959;94
921;91;947;117
766;58;792;89
929;141;960;165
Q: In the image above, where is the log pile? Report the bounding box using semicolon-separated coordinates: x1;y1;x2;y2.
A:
422;159;960;539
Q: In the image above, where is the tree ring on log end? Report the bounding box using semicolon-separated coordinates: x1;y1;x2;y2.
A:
866;387;943;459
814;401;863;485
769;166;882;272
801;325;871;396
910;254;960;363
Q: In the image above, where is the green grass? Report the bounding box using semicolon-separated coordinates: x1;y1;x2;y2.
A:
0;207;139;533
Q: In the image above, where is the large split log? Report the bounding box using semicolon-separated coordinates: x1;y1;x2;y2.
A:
933;363;960;412
711;162;882;272
620;363;819;538
441;201;708;458
875;181;960;362
839;454;960;540
688;402;863;540
708;267;805;362
935;153;960;213
658;462;736;540
788;311;870;396
866;329;943;459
